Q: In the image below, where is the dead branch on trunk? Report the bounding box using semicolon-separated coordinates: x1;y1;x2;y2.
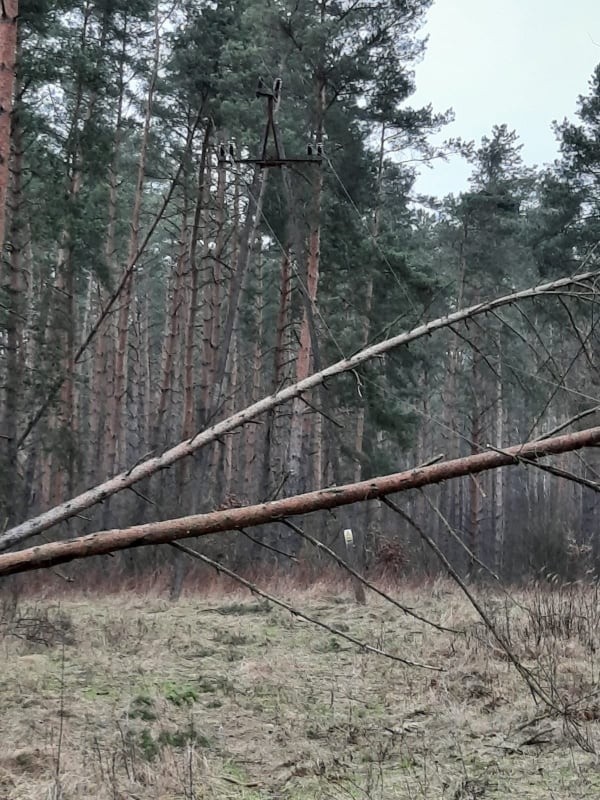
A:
486;442;600;493
534;405;600;441
2;425;600;576
2;268;600;553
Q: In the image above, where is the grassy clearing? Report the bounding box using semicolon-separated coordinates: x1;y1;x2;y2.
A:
1;580;600;798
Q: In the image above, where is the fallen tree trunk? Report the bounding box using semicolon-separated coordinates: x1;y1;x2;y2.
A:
1;266;599;554
1;425;599;577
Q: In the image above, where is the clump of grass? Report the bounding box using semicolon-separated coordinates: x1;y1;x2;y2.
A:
163;682;199;706
213;630;251;646
313;636;343;653
525;576;600;652
190;645;215;658
0;600;75;648
138;727;160;762
133;721;211;764
196;674;235;695
158;725;210;749
129;694;157;721
216;600;272;616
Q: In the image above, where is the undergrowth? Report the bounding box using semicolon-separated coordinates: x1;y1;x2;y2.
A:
1;580;600;798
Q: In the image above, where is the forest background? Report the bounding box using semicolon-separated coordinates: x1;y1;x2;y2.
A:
1;0;600;589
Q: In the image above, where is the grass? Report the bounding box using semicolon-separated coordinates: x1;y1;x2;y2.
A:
1;579;600;798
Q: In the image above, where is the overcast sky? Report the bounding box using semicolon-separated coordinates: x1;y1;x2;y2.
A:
410;0;600;197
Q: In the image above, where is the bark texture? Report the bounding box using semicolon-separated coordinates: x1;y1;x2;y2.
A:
1;266;600;553
1;424;600;577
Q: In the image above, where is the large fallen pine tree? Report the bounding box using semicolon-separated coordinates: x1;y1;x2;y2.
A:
1;266;599;555
0;425;598;577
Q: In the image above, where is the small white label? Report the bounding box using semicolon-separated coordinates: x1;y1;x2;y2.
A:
343;528;353;545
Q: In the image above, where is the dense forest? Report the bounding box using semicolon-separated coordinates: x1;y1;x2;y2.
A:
1;0;600;587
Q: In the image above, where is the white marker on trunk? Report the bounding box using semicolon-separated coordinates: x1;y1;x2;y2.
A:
343;528;353;545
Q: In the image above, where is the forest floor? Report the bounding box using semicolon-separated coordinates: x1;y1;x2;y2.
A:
1;579;600;799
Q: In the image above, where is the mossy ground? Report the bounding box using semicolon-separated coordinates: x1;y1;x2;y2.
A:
1;580;599;798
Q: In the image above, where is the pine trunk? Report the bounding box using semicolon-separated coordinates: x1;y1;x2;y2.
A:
262;250;292;499
96;34;125;480
210;166;267;418
468;351;482;574
244;248;264;500
182;123;212;441
0;0;17;251
493;352;505;576
1;57;22;521
107;9;158;474
287;77;325;496
153;203;189;449
199;159;225;425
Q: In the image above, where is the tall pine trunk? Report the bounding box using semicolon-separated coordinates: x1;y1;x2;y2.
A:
1;56;23;523
107;5;158;476
493;349;505;576
209;166;267;419
244;247;264;501
262;249;292;500
0;0;17;251
153;201;189;450
287;77;325;497
96;26;126;482
182;123;212;441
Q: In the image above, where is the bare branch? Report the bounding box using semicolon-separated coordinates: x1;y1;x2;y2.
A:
237;528;298;563
420;493;501;583
281;520;459;634
16;110;206;450
170;541;442;670
523;312;599;441
381;497;557;710
535;406;600;441
485;443;600;494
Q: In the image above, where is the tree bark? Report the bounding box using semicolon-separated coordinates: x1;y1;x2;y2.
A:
468;350;482;572
107;9;159;475
96;27;126;481
153;201;188;449
494;351;505;576
262;249;292;498
353;122;384;483
209;166;267;418
199;158;225;425
243;247;264;500
2;425;600;577
1;266;598;551
1;45;22;522
287;76;325;496
182;123;212;441
0;0;17;251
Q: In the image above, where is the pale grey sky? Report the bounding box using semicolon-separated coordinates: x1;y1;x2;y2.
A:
411;0;600;197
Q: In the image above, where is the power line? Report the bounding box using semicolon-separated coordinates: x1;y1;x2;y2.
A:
325;154;421;321
233;163;347;362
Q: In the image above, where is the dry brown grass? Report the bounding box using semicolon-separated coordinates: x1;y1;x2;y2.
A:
1;578;600;799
